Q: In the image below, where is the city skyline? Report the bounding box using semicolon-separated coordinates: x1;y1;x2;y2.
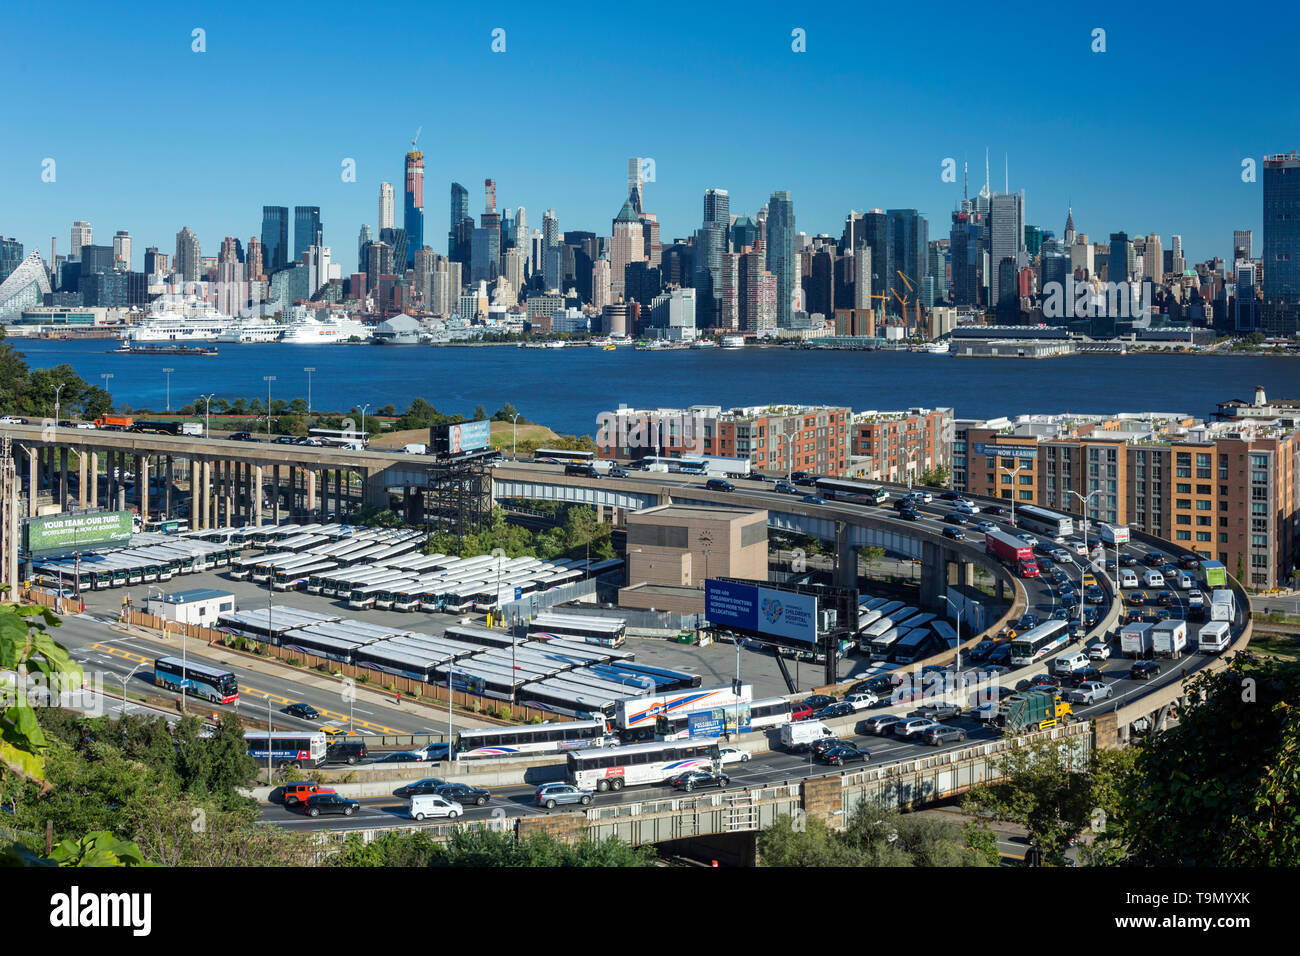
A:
4;3;1295;271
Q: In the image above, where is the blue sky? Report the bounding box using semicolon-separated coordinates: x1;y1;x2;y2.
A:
4;0;1296;273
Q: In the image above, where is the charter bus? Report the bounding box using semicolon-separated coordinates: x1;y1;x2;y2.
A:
1009;619;1072;666
582;558;626;580
517;680;619;719
566;739;721;792
348;580;407;610
529;612;628;648
273;560;337;591
153;656;239;704
1015;505;1074;542
615;684;752;736
931;619;959;648
895;612;936;631
352;644;443;682
534;448;595;465
603;660;700;691
262;553;325;587
454;719;615;759
658;697;792;740
634;455;707;474
308;427;369;449
277;631;363;664
437;662;526;700
441;579;494;614
33;562;93;593
890;628;940;665
814;477;889;506
866;629;905;661
244;731;327;769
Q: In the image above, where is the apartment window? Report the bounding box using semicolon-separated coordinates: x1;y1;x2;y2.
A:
1176;530;1191;541
1250;454;1268;468
1252;534;1269;547
1196;485;1210;495
1196;532;1212;542
1177;515;1191;525
1252;519;1268;533
1107;480;1117;493
1252;502;1267;515
1252;486;1268;501
1020;474;1033;485
1219;533;1228;543
1219;486;1229;496
1219;463;1229;479
1176;483;1191;494
1196;453;1212;479
1019;491;1033;500
1220;517;1228;527
1196;500;1211;511
1176;499;1191;510
1176;452;1191;478
1252;471;1268;484
1197;516;1212;526
1001;474;1012;485
1002;490;1012;499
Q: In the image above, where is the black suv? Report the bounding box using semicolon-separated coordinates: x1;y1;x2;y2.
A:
1130;660;1160;680
325;740;368;765
820;744;870;767
227;431;258;442
436;782;491;806
705;478;734;492
302;793;360;818
565;463;599;478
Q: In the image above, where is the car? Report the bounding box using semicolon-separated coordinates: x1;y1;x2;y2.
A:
421;743;454;762
1086;585;1105;605
227;431;258;442
924;725;968;746
789;470;810;481
718;746;752;765
910;702;962;720
952;497;977;509
954;503;979;515
1051;569;1068;585
899;508;920;521
939;490;962;500
1119;553;1138;567
1018;613;1039;630
984;504;1007;516
1130;660;1160;680
815;701;855;720
844;691;880;710
294;437;324;446
775;480;799;494
800;694;836;711
790;702;814;721
1178;555;1201;570
0;416;29;425
1051;607;1071;620
608;467;630;478
1087;640;1112;661
913;491;934;503
392;777;450;797
1154;590;1173;606
863;713;906;735
820;744;870;766
324;740;368;765
1062;667;1104;688
1155;607;1173;621
854;674;903;696
705;478;734;492
986;645;1013;666
1021;534;1041;545
1084;608;1100;627
302;793;361;818
1103;558;1119;572
943;513;967;525
277;781;335;806
1127;590;1146;605
1067;681;1114;704
283;702;321;720
318;725;347;740
1081;572;1098;587
273;435;298;444
1161;563;1180;579
371;750;427;764
669;769;730;792
943;526;966;540
1050;548;1071;563
801;494;827;505
808;736;851;758
792;475;819;486
1066;540;1087;555
977;520;997;533
1145;551;1165;566
893;717;940;739
1028;674;1063;690
967;639;997;662
408;794;463;820
1187;589;1205;606
435;782;491;806
535;783;593;808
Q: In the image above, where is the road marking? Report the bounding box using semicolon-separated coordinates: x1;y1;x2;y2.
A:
90;643;150;664
238;686;403;735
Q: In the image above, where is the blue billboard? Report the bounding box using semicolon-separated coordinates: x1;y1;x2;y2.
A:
705;580;818;644
430;418;492;455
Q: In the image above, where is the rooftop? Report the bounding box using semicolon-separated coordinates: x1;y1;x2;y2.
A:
154;588;233;604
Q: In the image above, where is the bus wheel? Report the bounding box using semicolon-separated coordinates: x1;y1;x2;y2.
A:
611;778;624;791
596;779;609;792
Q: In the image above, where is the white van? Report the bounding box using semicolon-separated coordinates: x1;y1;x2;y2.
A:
779;720;833;753
1142;569;1165;588
1176;572;1193;590
1119;569;1139;589
181;422;203;436
1054;651;1090;675
409;794;463;821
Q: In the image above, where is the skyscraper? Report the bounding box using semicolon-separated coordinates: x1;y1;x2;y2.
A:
513;207;529;273
887;208;928;316
174;227;200;282
404;149;425;270
1108;232;1132;284
1233;229;1253;260
1171;234;1185;275
293;206;322;262
1144;234;1162;282
0;238;22;284
246;236;264;281
627;157;645;214
449;181;470;263
70;221;92;260
610;195;644;298
112;230;130;272
261;206;289;274
357;224;373;274
1263;150;1300;333
378;182;394;232
988;191;1025;309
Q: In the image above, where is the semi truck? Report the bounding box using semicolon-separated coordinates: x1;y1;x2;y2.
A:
1151;619;1187;658
1119;621;1155;658
985;529;1040;578
998;690;1073;734
94;415;134;429
1210;588;1236;623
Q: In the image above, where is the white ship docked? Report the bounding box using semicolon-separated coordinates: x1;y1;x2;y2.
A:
279;307;370;344
121;302;234;341
216;319;283;343
720;335;745;349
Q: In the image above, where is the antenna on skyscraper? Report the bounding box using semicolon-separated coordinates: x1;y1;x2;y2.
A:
1005;153;1009;193
963;157;968;201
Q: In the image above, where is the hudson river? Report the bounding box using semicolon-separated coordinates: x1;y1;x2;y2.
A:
12;339;1298;436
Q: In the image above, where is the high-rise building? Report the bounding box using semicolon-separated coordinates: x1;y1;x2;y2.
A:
766;191;796;326
112;230;131;272
70;221;92;260
366;240;393;295
378;182;395;232
513;207;529;270
379;228;408;278
293;206;321;262
143;247;166;276
627;157;645;214
261;206;289;274
174;227;200;282
610;196;644;299
472;179;502;285
404;149;425;270
79;244;115;275
739;250;777;333
887;208;928;317
1063;206;1076;246
591;257;611;310
1144;233;1163;282
0;238;22;284
1234;260;1260;332
357;224;373;275
1233;229;1253;261
246;236;263;281
1171;234;1185;275
989;191;1025;309
1262;151;1300;335
449;181;470;265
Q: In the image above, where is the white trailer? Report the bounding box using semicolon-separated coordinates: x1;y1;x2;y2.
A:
1196;620;1232;654
1210;589;1236;623
1151;620;1187;658
1119;621;1154;659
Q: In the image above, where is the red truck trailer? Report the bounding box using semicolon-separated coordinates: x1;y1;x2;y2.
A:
986;529;1040;578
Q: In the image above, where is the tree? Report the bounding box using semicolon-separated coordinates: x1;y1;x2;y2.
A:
0;599;81;783
493;403;527;424
288;397;308;415
473;404;487;421
759;804;997;867
1119;654;1300;865
126;793;316;866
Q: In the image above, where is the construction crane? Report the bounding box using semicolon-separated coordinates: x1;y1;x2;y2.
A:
869;292;890;335
891;288;911;335
896;270;923;334
411;125;422;150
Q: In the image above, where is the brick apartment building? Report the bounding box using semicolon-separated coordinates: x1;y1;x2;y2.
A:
850;406;953;483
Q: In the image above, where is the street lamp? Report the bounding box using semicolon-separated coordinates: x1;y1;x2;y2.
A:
53;383;65;423
303;368;315;418
777;432;792;482
359;403;370;441
119;661;146;718
162;368;174;413
1071;489;1104;636
263;375;276;438
1008;462;1026;527
100;373;113;407
511;411;519;460
201;393;215;438
940;594;965;703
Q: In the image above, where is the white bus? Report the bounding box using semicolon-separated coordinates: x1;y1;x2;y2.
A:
615;684;752;738
529;611;628;648
1009;619;1072;666
308;427;369;449
245;731;328;769
931;619;959;648
566;739;721;792
454;720;616;759
1015;505;1074;542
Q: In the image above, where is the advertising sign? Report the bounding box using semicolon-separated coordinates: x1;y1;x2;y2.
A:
431;419;491;455
687;712;724;738
451;673;486;695
705;580;818;643
24;511;133;555
688;703;753;738
972;442;1038;461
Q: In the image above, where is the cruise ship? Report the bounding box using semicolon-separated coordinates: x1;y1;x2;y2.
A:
216;319;284;343
121;303;234;341
279;309;371;344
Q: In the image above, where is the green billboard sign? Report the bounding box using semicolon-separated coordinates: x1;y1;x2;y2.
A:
24;511;134;554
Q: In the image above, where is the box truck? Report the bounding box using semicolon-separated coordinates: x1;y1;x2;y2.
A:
1098;523;1130;546
780;720;834;753
1151;619;1187;658
1119;621;1154;658
1197;620;1232;654
1210;588;1236;623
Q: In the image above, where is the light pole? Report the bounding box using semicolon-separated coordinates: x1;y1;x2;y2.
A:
940;594;964;693
162;618;186;713
303;368;315;418
100;373;113;408
511;412;519;460
1071;489;1104;636
201;393;215;438
1008;462;1026;527
267;694;273;783
359;403;370;442
778;432;792;482
53;383;65;423
263;375;276;438
119;661;145;717
162;368;174;413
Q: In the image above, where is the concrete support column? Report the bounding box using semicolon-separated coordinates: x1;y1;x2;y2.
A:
189;459;200;530
920;539;948;608
833;522;858;589
272;465;282;523
138;455;149;523
164;456;173;518
26;447;38;517
223;461;233;526
362;468;388;510
253;465;264;527
307;469;317;514
59;447;69;510
78;452;88;509
89;451;98;509
200;460;211;529
104;451;114;509
958;560;975;588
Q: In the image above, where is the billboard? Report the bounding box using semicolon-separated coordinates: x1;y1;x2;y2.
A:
972;442;1037;461
24;511;133;555
705;579;818;644
687;703;751;738
430;419;491;456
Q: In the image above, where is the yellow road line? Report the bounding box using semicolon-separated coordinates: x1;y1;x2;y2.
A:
90;643;151;664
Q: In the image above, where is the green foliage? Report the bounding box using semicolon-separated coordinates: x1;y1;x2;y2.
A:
352;505;402;528
492;403;528;424
126;793;318;866
917;465;951;489
329;826;656;867
0;600;81;783
424;505;612;563
396;397;464;431
759;804;998;867
1119;654;1300;865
